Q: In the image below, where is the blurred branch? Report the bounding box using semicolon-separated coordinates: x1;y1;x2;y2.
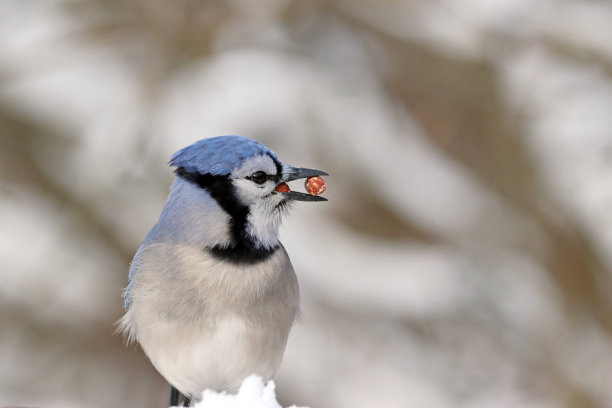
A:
0;106;133;264
330;10;612;332
63;0;234;73
333;183;441;243
540;35;612;79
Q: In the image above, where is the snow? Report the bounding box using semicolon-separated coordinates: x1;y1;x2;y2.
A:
175;375;307;408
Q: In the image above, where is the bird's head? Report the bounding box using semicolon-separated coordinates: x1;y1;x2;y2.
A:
168;135;327;260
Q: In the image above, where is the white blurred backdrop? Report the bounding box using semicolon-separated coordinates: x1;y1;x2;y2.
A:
2;1;612;407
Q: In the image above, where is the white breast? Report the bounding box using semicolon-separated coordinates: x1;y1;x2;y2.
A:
119;243;299;398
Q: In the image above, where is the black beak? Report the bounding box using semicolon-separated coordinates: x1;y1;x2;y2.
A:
276;166;328;202
283;167;329;182
280;191;328;202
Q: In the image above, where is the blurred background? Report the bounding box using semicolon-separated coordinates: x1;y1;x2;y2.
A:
2;0;612;407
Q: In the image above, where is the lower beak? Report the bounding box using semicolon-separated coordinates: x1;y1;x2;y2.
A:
275;166;328;202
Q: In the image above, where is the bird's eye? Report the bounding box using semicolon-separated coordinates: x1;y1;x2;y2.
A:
250;171;268;185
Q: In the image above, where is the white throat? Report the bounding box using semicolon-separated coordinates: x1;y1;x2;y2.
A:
244;199;284;249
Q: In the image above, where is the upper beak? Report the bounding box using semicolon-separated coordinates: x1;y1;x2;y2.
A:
276;166;328;202
283;166;328;182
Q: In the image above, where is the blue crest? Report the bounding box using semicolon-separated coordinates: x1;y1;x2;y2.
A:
169;135;279;175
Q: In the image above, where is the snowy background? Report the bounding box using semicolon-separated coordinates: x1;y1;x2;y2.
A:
2;1;612;407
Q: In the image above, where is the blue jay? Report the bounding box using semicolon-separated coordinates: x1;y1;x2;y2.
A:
118;135;327;406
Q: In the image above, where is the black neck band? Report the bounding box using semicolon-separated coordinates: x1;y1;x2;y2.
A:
175;167;279;264
207;244;279;265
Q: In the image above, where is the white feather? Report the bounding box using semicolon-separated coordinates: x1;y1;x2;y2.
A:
121;244;299;398
230;154;287;249
120;152;301;400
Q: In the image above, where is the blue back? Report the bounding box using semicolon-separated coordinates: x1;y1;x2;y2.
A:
169;135;278;175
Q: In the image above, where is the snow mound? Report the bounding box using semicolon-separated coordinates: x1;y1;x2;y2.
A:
174;375;307;408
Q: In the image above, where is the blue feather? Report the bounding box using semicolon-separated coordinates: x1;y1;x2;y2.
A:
169;135;278;175
124;136;279;309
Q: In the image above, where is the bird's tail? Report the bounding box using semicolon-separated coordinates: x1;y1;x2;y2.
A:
113;308;137;345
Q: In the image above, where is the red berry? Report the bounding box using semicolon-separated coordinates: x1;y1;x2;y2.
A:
274;182;290;193
305;176;326;196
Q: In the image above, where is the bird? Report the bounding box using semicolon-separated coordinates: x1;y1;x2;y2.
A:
118;135;327;406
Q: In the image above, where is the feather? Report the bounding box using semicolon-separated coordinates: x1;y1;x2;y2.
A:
169;135;280;176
